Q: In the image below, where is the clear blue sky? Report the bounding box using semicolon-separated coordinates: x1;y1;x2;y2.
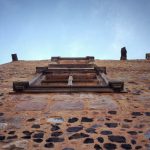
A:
0;0;150;64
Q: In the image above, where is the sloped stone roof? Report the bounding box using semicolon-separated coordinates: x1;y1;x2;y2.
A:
0;59;150;149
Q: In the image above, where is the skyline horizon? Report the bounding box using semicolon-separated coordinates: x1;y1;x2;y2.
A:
2;48;149;65
0;0;150;64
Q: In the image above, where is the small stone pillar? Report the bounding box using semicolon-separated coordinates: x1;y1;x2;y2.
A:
120;47;127;60
11;54;18;61
146;53;150;60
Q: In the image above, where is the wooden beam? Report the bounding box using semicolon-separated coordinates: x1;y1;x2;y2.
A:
109;81;124;92
22;85;116;93
13;61;125;93
94;66;106;74
13;81;29;92
29;73;43;86
48;64;95;68
51;56;94;61
41;79;96;83
45;73;96;80
44;68;96;74
99;73;109;86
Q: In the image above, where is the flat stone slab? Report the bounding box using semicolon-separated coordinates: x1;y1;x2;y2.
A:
16;101;47;111
51;94;92;101
50;95;118;111
49;101;84;111
47;117;64;123
89;95;118;110
11;95;48;101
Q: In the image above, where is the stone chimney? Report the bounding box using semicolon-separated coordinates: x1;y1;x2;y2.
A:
11;54;18;61
146;53;150;60
120;47;127;60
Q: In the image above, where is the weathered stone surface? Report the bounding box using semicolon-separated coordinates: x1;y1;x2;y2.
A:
0;123;8;130
51;124;60;131
131;139;136;145
97;137;104;143
0;59;150;149
12;95;48;101
31;124;40;128
100;130;112;135
121;144;132;149
46;137;64;142
67;126;83;132
44;142;54;148
69;133;89;140
144;130;150;139
0;112;4;116
108;111;117;114
62;148;74;150
22;131;33;136
68;117;78;123
85;128;96;133
131;112;143;116
145;112;150;116
89;96;118;110
124;119;132;122
16;101;47;111
145;144;150;149
21;135;31;139
7;135;18;139
104;143;117;149
33;138;43;143
108;135;126;143
47;117;64;123
127;131;137;135
2;140;29;149
51;93;95;101
49;101;84;111
0;93;4;96
94;144;102;150
134;124;145;129
91;124;102;128
51;131;63;137
135;146;142;149
81;117;93;122
0;135;5;141
0;102;3;106
138;131;143;133
132;90;141;95
122;123;130;128
33;132;44;138
27;118;35;122
83;138;94;144
105;123;118;128
8;131;15;135
5;116;22;129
